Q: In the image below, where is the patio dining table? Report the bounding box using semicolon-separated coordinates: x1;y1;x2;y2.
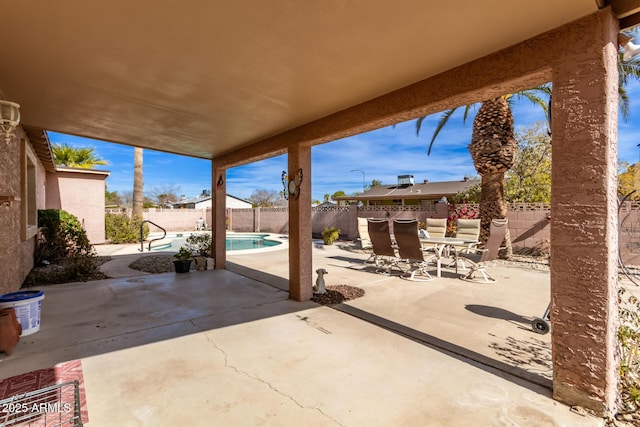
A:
419;237;478;277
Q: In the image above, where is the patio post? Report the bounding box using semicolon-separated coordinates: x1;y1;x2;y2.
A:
287;145;313;301
549;10;619;416
212;162;226;269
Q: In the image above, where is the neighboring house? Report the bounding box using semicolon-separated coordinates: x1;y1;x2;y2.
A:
0;127;108;294
334;175;479;206
315;201;337;208
172;194;252;209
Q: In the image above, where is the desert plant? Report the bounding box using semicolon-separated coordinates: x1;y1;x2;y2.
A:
105;213;149;243
617;287;640;415
174;246;193;261
322;227;340;245
185;233;212;256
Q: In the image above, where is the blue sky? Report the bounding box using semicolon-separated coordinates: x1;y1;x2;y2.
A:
48;80;640;203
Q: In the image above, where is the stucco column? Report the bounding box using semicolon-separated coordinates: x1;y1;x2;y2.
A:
212;162;226;269
550;11;619;416
288;145;313;301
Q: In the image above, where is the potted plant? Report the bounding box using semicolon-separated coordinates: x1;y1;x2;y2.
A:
186;233;212;271
173;246;193;273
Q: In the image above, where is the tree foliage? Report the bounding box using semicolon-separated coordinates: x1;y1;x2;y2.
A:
249;189;285;207
105;188;122;207
450;183;481;204
331;190;346;200
51;143;108;169
366;179;382;191
618;29;640;121
147;184;181;206
619;161;640;200
504;122;552;203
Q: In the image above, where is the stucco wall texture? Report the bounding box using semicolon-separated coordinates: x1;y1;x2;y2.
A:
46;169;108;244
549;11;620;415
0;130;44;294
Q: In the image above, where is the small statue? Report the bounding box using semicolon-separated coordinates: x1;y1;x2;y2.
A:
313;268;328;294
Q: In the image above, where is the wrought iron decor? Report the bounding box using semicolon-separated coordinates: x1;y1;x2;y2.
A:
282;168;303;200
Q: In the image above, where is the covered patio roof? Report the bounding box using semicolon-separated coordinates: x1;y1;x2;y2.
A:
3;0;640;417
0;0;620;161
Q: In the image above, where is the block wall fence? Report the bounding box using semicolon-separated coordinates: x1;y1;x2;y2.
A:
108;202;640;264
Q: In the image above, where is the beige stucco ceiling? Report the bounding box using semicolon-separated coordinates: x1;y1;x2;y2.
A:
0;1;610;160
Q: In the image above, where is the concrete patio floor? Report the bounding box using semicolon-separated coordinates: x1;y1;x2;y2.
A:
0;240;604;426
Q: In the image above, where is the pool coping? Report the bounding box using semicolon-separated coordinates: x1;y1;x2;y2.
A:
97;232;289;256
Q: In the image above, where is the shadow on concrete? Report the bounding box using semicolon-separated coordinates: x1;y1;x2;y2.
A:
333;304;552;391
465;304;532;325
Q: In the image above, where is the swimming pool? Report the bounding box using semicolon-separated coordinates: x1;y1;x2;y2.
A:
150;233;282;252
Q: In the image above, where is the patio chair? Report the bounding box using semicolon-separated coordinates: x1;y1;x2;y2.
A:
393;219;434;282
422;218;448;254
367;218;401;274
449;218;481;271
458;218;508;283
425;218;447;238
357;217;375;263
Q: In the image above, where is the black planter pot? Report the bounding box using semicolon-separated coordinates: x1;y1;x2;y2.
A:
173;259;192;273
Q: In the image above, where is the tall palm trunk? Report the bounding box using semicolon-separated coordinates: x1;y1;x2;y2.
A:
132;147;144;219
469;97;515;256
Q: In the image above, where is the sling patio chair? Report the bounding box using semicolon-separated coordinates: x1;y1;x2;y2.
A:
393;219;434;282
357;217;375;263
425;218;447;238
457;218;508;283
421;217;448;254
367;218;401;274
449;218;481;271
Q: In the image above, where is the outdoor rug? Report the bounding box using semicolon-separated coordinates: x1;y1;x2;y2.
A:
0;359;88;425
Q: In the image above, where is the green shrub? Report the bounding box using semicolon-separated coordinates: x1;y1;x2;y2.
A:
105;213;149;243
25;209;102;287
322;227;340;245
37;209;94;262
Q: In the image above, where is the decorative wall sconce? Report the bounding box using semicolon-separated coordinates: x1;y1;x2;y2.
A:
282;168;303;200
0;100;20;143
216;175;224;191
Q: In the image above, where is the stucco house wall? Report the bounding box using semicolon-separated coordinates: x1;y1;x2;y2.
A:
0;129;47;294
45;168;109;244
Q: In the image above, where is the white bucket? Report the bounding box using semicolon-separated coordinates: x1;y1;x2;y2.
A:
0;290;45;336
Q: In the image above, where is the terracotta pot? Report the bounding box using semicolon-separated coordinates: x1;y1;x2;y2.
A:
0;311;19;356
0;308;22;336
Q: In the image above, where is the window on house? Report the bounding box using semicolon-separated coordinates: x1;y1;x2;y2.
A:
21;140;38;241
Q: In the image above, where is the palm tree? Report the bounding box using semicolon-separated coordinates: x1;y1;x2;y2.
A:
51;143;108;169
132;147;144;219
416;86;550;247
419;30;640;246
618;31;640;121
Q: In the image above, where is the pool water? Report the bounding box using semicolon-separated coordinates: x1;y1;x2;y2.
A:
151;233;281;252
